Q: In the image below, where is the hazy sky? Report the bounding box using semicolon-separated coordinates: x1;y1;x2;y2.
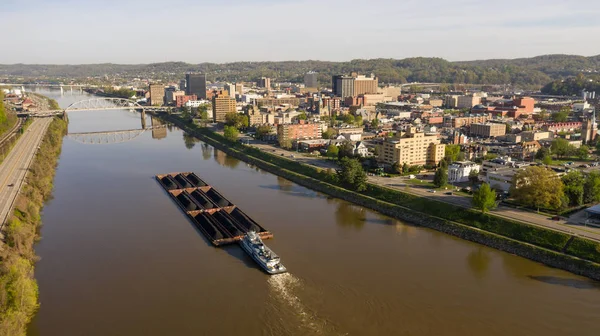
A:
2;0;599;64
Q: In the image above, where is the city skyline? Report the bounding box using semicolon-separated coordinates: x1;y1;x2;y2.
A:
2;0;600;64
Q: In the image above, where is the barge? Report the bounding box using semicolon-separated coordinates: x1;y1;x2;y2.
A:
156;172;273;246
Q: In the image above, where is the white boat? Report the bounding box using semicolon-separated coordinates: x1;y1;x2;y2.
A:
240;231;287;275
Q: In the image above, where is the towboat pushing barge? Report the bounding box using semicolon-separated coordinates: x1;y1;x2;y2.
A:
240;231;287;274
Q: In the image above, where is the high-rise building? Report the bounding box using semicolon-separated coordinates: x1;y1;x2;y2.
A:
304;72;318;88
352;74;378;96
235;82;244;95
186;73;207;99
259;77;271;89
332;75;354;98
148;84;165;106
332;73;378;99
179;79;186;91
582;109;598;144
378;127;445;166
212;90;236;122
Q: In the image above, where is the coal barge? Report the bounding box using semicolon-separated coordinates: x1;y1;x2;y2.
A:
156;172;273;246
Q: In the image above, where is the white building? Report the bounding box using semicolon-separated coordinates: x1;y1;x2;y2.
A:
448;161;480;183
353;142;369;157
184;99;210;108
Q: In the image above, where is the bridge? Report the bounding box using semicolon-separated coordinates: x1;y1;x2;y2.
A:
67;124;168;144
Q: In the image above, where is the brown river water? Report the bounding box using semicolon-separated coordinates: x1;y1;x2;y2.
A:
27;89;600;335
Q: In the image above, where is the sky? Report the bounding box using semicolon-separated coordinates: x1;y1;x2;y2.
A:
1;0;599;64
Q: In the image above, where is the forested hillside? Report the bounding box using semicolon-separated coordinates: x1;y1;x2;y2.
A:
1;54;598;89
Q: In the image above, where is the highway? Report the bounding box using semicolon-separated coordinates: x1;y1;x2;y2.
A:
0;118;52;230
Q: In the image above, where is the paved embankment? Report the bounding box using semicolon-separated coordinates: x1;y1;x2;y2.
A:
0;118;52;229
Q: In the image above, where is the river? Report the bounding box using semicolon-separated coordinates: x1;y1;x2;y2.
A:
27;89;600;335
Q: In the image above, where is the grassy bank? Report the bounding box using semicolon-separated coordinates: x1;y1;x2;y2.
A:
0;117;67;335
164;114;600;266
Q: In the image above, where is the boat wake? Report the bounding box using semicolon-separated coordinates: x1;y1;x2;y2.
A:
267;273;344;335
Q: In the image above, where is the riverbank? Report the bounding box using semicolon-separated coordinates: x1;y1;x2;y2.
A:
161;113;600;281
0;116;67;335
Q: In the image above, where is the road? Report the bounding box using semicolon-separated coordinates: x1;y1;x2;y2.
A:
368;175;600;242
0;118;52;230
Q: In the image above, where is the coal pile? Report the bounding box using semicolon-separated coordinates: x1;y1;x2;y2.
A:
229;208;261;232
205;189;232;208
190;190;216;209
212;211;244;237
194;213;225;240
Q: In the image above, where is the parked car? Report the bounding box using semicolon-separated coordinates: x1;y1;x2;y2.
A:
444;192;453;195
428;190;436;193
550;215;561;221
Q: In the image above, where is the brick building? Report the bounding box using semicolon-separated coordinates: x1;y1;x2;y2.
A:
277;120;321;144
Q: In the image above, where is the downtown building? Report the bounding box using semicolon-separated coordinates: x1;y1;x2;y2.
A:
212;90;236;122
186;73;207;100
148;84;165;106
332;73;378;99
277;120;321;144
377;127;445;166
304;71;318;88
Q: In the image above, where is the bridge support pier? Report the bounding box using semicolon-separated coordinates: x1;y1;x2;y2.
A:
141;110;146;129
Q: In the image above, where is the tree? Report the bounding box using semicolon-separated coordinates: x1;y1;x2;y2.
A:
535;147;550;160
468;169;479;186
297;112;308;120
543;155;553;165
225;112;239;127
472;183;497;213
584;171;600;204
337;157;367;191
550;138;573;159
562;171;585;206
505;123;512;134
355;115;363;126
538;109;549;121
197;104;209;120
391;162;401;174
402;162;409;174
510;166;565;212
279;138;293;150
370;119;379;128
0;91;6;124
223;125;239;141
322;129;336;139
326;144;339;158
255;125;272;138
445;144;461;163
552;108;569;122
341;114;355;124
577;145;590;160
433;167;448;188
338;141;355;159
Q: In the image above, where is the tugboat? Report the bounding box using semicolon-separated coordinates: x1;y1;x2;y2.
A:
240;231;287;274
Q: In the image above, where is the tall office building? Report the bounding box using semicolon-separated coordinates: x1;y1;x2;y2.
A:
186;73;207;99
179;79;186;91
353;74;378;96
332;75;354;98
212;90;237;122
304;72;318;88
259;77;271;89
148;84;165;106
